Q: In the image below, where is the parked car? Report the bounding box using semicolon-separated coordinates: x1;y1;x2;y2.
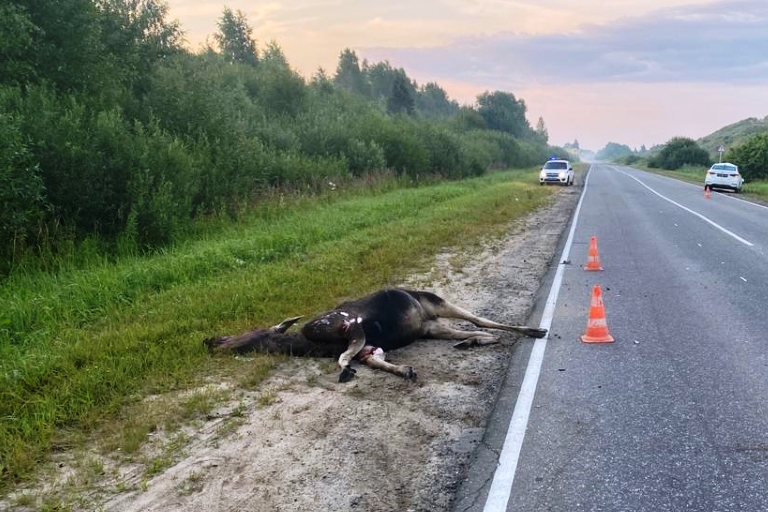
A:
705;162;743;192
539;159;574;186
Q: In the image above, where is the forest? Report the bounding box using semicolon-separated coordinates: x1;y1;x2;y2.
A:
0;0;561;277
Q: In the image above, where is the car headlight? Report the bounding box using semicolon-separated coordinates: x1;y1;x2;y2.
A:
559;172;566;179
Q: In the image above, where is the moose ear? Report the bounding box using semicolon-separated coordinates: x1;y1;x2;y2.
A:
271;316;303;333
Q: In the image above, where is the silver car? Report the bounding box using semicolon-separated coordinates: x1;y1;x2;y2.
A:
705;163;743;192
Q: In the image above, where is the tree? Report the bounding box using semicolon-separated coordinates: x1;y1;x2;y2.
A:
728;133;768;180
11;0;107;94
334;49;368;96
0;3;38;86
534;117;549;144
416;82;459;119
215;7;258;66
596;142;633;161
310;67;334;94
261;40;289;67
97;0;183;98
476;91;531;138
649;137;710;170
387;71;415;115
256;41;307;117
452;106;487;132
363;60;395;100
2;0;181;98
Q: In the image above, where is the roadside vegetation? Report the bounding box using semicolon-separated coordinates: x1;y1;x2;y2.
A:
0;1;573;491
1;169;555;491
0;1;562;279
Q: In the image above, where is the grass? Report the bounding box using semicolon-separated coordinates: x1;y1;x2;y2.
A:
0;168;555;490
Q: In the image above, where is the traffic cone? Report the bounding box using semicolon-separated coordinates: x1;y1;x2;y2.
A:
581;285;614;343
584;235;603;271
705;185;711;199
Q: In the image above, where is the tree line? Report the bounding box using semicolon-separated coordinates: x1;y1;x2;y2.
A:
599;134;768;178
0;1;560;276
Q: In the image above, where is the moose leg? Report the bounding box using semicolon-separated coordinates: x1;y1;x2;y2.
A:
423;321;500;349
357;346;417;380
422;298;547;339
337;318;367;383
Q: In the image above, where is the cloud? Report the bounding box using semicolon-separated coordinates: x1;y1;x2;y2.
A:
360;0;768;87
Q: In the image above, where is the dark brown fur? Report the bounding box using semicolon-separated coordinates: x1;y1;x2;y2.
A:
205;288;546;382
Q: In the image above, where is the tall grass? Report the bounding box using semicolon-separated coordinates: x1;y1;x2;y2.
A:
0;169;554;486
743;179;768;198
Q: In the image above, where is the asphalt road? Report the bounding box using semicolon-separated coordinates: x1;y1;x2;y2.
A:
454;164;768;512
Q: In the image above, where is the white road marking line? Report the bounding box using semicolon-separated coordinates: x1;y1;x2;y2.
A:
482;166;590;512
620;171;753;247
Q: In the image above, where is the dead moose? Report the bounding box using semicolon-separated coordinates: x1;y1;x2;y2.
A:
205;288;547;382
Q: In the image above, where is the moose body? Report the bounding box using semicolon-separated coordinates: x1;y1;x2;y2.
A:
205;288;547;382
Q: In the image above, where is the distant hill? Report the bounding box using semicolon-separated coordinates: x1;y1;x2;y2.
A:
698;116;768;154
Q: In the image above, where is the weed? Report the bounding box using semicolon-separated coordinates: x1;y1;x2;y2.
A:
257;388;280;408
177;470;205;496
144;456;171;479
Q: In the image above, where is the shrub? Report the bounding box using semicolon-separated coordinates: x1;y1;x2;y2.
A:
728;133;768;181
0;105;45;273
421;126;463;178
649;137;711;170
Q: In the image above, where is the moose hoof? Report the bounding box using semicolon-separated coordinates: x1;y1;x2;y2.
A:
453;340;476;350
338;366;357;383
403;367;417;381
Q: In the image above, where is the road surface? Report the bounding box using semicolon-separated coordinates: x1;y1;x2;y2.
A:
455;164;768;512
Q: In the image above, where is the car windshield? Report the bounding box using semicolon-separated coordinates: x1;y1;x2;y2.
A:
711;164;737;172
544;161;568;170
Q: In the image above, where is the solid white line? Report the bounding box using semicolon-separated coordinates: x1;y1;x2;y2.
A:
619;170;754;247
482;166;591;512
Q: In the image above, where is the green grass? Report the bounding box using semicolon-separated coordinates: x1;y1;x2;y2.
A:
0;168;555;488
741;179;768;198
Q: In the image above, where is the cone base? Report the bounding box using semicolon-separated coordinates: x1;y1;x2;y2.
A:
581;333;614;343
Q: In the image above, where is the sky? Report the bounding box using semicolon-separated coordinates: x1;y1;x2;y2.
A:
165;0;768;152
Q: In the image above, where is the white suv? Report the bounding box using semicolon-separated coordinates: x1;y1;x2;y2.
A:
539;159;574;186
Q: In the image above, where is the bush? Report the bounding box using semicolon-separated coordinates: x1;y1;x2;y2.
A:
649;137;710;170
458;130;503;176
128;119;199;248
728;133;768;181
14;87;133;238
421;126;463;178
0;103;45;273
363;117;431;177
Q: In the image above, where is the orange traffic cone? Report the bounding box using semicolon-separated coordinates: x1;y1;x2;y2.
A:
584;235;603;271
581;285;614;343
705;185;711;199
